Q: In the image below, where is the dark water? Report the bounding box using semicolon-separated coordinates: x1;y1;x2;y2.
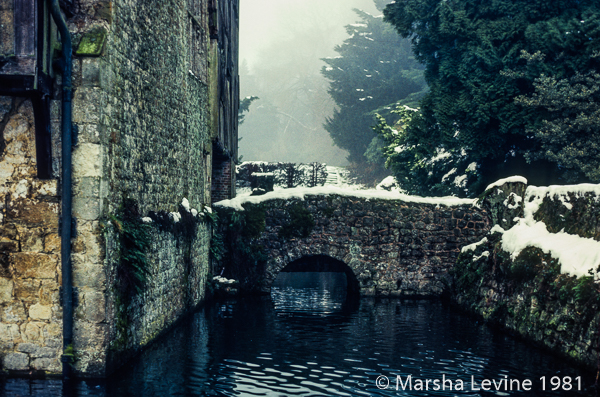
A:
1;272;596;396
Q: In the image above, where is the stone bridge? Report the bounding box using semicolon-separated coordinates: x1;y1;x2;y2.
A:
214;188;491;296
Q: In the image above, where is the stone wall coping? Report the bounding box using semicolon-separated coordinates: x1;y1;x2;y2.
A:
214;186;477;211
484;175;528;191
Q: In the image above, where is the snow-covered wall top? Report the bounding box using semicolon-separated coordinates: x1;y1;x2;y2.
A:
214;186;476;211
477;177;600;278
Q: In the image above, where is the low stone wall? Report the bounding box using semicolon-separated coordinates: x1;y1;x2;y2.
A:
215;190;490;296
453;179;600;371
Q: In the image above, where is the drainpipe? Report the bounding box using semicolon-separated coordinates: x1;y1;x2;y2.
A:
48;0;74;379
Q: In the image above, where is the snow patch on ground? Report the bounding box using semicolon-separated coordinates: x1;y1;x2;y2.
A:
376;176;406;194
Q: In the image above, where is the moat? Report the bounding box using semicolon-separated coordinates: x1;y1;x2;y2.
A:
1;273;595;396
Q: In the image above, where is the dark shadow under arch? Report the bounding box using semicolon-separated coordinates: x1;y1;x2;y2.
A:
277;255;360;295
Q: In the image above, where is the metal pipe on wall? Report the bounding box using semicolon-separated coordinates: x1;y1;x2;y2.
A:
47;0;74;379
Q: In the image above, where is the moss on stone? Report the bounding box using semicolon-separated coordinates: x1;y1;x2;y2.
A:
110;198;152;297
279;204;314;239
322;206;335;218
75;27;107;56
453;221;600;370
242;205;266;239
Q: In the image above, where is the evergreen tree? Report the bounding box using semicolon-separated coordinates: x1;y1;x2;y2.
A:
517;68;600;182
382;0;600;196
321;5;426;166
239;96;259;125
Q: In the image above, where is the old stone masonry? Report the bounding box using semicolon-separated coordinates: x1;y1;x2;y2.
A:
1;0;239;377
214;188;491;296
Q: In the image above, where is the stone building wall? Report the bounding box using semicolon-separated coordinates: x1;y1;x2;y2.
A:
214;192;490;296
0;98;62;374
1;0;236;377
71;0;215;376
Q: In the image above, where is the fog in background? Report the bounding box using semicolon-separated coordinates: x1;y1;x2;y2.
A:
239;0;380;166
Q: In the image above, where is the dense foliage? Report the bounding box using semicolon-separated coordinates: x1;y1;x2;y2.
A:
379;0;600;196
321;2;426;174
517;68;600;182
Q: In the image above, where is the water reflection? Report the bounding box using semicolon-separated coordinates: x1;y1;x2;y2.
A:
0;275;595;396
272;272;357;315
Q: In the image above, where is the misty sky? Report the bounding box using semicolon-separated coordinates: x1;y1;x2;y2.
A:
240;0;378;70
238;0;381;166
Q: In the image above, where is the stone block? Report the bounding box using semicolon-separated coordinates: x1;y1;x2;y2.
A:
74;176;101;198
31;180;58;197
72;143;102;178
72;253;106;289
0;239;18;252
31;357;61;372
39;280;59;306
44;233;61;254
0;161;15;179
0;224;18;239
2;302;27;322
23;322;43;342
6;200;59;227
0;277;14;303
14;279;40;302
29;303;52;320
17;342;40;354
77;123;103;145
73;321;107;352
72;89;102;124
11;253;58;279
83;290;106;323
73;196;101;220
73;230;102;258
3;352;29;370
18;343;56;359
43;323;62;349
76;28;107;57
16;226;44;252
0;323;20;344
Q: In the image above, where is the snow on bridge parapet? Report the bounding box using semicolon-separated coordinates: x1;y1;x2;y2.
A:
213;186;488;297
214;186;476;211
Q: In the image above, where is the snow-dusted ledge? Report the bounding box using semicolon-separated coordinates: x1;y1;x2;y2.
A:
214;186;475;211
484;175;527;191
474;179;600;278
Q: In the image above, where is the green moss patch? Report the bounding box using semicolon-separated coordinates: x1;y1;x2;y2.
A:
110;198;152;297
242;206;266;239
76;27;107;56
279;204;314;239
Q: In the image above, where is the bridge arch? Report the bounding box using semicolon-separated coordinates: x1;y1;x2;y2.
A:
271;255;360;295
217;193;490;297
